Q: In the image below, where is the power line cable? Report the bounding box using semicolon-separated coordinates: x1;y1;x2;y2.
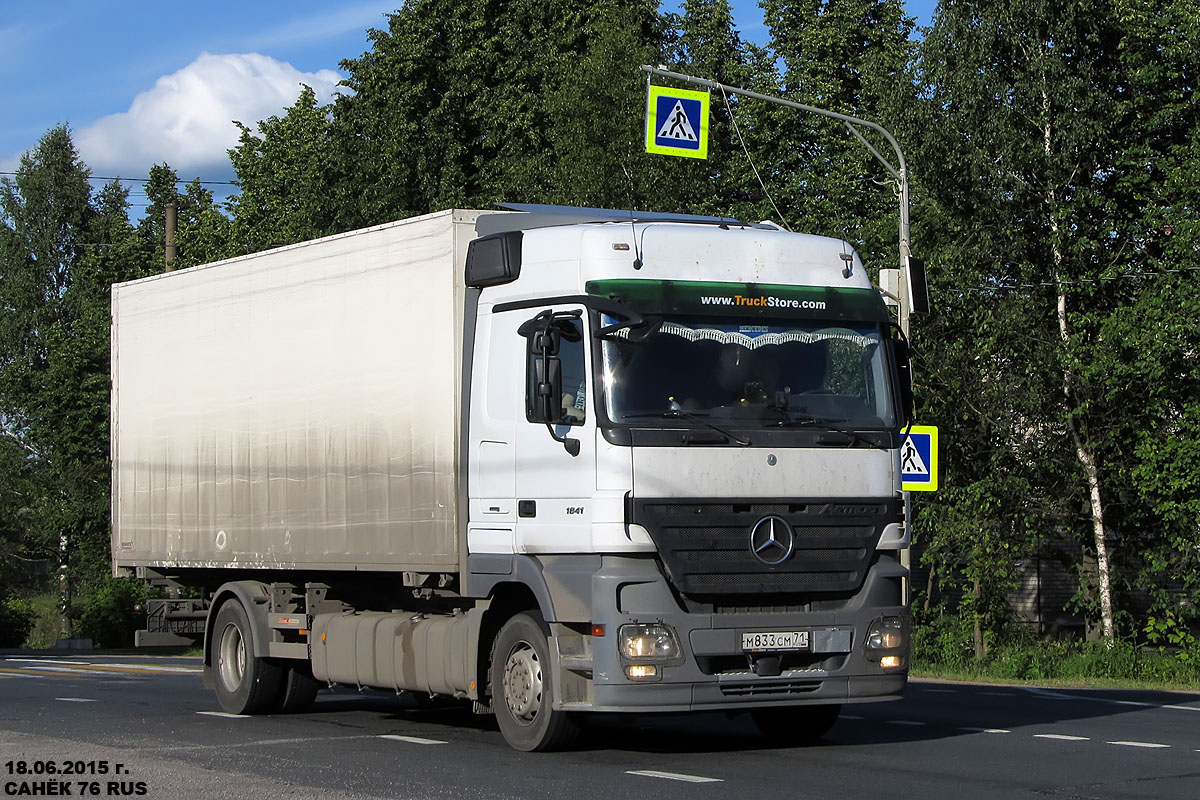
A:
0;171;237;186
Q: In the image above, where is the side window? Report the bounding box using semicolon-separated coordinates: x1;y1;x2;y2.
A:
525;317;587;426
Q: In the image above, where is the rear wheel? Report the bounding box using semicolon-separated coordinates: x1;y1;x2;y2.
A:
212;600;285;715
275;665;321;713
491;612;580;752
750;704;842;744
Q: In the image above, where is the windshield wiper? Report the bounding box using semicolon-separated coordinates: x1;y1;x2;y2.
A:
624;411;752;446
665;410;752;446
772;411;887;451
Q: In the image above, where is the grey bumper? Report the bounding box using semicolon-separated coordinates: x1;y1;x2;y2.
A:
563;554;909;712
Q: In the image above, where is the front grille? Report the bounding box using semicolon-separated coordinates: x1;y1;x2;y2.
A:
631;497;900;599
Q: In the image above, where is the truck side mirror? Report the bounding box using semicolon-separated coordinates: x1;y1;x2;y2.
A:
521;310;583;458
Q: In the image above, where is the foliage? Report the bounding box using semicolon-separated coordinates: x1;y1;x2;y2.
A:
756;0;916;266
70;577;150;649
227;85;338;253
0;127;161;636
20;593;65;650
0;597;34;648
911;609;975;670
911;0;1200;642
916;632;1200;687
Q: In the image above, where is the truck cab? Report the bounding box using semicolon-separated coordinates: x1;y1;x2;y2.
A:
462;208;911;747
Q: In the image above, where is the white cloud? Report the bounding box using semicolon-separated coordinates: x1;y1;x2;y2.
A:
74;52;343;178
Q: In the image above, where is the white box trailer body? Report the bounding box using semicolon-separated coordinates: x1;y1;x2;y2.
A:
112;206;913;752
112;209;495;573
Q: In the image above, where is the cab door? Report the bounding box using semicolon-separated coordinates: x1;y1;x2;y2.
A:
509;304;596;553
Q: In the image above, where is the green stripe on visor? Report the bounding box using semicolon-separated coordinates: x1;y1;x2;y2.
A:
585;280;889;323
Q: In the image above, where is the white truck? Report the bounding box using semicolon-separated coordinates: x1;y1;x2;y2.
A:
111;204;914;751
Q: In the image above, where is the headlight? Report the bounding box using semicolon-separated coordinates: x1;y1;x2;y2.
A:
619;623;680;660
864;616;907;660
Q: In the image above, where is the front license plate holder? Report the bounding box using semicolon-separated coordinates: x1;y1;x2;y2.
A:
741;630;810;652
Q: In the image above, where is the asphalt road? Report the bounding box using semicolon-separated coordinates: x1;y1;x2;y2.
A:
2;653;1199;799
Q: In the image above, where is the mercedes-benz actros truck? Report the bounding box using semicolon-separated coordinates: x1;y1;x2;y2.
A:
112;204;914;751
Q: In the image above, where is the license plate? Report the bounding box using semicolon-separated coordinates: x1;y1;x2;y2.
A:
741;630;810;652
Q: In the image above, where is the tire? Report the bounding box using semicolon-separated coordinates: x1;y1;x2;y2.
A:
490;612;580;752
212;600;285;715
274;665;321;713
750;704;842;744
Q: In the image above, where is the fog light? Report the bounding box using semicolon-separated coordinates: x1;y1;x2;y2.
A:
619;623;680;660
880;655;902;669
626;665;658;679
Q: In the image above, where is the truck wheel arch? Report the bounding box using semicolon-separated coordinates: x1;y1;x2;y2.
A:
477;582;545;701
204;581;273;667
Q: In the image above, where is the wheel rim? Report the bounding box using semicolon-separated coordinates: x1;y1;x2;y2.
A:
217;621;246;692
502;640;543;726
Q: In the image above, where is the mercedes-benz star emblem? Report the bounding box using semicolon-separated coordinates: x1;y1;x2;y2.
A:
749;516;795;566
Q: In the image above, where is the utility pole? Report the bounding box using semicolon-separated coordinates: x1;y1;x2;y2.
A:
164;202;178;271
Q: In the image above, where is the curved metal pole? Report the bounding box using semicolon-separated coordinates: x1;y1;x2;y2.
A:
640;65;912;333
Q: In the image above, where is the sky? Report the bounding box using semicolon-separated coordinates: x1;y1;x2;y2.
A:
1;1;938;210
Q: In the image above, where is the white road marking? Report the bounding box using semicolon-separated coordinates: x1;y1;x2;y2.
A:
840;714;864;720
1107;740;1169;749
378;734;448;745
885;720;926;726
55;697;97;703
1027;688;1076;700
7;658;91;665
924;688;956;694
1034;734;1090;741
1027;687;1199;714
627;770;723;784
979;691;1016;697
196;711;248;719
960;727;1010;734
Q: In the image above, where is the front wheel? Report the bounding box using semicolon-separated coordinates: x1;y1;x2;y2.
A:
491;612;580;752
750;704;842;744
212;600;285;715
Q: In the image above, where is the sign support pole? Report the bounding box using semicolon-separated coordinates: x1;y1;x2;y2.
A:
640;65;912;336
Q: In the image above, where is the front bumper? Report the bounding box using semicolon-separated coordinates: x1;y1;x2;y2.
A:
555;553;909;712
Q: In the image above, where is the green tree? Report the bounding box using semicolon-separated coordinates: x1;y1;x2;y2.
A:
756;0;916;266
0;127;104;631
227;85;338;253
914;0;1200;642
328;0;671;227
648;0;767;219
0;128;158;639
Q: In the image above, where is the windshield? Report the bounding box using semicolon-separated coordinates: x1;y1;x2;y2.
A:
600;316;896;429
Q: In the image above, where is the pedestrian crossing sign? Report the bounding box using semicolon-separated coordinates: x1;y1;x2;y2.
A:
645;85;709;159
900;425;939;492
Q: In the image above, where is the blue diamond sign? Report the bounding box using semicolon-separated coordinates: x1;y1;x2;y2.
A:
900;425;939;492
